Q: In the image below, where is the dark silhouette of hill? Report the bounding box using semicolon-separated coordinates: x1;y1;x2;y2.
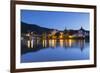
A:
21;22;54;34
21;21;89;36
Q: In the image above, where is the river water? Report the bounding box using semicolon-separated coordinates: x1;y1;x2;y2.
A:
21;39;89;63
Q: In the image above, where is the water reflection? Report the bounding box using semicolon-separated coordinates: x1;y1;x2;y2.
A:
26;38;85;51
69;39;73;47
49;39;56;48
59;39;64;47
21;38;89;62
79;40;85;51
27;40;33;48
43;39;47;48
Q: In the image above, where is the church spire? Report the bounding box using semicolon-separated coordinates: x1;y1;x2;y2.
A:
64;26;67;34
64;27;67;31
80;26;84;30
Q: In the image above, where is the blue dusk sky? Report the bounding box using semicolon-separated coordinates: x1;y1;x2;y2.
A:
21;10;90;31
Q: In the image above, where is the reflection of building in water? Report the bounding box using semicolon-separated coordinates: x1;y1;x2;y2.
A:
65;39;69;47
51;39;56;48
61;39;85;50
23;36;85;52
69;39;73;47
42;39;47;48
22;31;41;48
26;38;85;50
79;40;85;51
59;39;64;47
27;40;30;48
42;39;57;48
64;39;75;47
27;39;33;48
49;39;52;47
48;39;56;48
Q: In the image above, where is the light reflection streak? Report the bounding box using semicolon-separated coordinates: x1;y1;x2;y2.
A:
43;39;47;47
27;40;30;48
60;39;64;47
26;38;85;50
49;39;52;47
27;40;34;48
69;39;75;47
31;40;33;48
51;39;56;48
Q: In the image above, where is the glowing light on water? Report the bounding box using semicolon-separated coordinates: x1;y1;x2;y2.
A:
69;39;72;47
27;40;30;48
31;40;33;48
43;39;47;47
51;39;56;48
65;39;69;47
27;38;85;49
68;39;75;47
60;39;64;47
79;40;85;50
49;39;52;47
27;40;34;48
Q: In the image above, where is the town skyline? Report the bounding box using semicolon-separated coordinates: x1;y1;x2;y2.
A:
21;21;89;32
21;10;90;31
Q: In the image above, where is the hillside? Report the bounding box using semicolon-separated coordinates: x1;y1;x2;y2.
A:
21;22;55;34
